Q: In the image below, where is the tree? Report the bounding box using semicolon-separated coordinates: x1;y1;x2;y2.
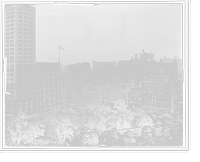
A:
131;107;145;116
168;137;183;146
136;114;153;127
152;136;169;146
161;126;171;137
21;121;44;145
44;114;75;144
141;125;155;137
173;122;183;139
113;99;126;111
5;112;28;146
122;130;136;146
79;112;96;129
95;114;106;133
106;112;118;130
104;130;119;146
134;134;153;146
81;130;99;146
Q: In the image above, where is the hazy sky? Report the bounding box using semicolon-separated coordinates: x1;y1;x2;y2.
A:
36;3;182;65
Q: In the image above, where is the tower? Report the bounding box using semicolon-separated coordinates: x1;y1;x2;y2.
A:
4;4;36;113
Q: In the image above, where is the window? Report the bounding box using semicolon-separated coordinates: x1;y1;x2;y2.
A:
30;101;33;108
24;82;28;85
25;102;28;109
19;87;24;90
18;73;23;77
43;99;46;106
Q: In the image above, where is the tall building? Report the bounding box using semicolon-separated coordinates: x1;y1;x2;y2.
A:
142;76;175;109
4;4;36;113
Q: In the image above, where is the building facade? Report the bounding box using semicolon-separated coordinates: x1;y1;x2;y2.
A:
97;70;113;85
69;62;90;86
76;62;90;85
142;76;175;109
84;71;97;85
4;4;36;114
93;61;115;71
33;63;61;114
81;84;98;102
127;87;143;108
69;65;79;86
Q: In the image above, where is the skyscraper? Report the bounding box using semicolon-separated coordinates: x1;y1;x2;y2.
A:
4;4;36;113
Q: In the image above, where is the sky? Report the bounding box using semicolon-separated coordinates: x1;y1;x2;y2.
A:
36;3;182;66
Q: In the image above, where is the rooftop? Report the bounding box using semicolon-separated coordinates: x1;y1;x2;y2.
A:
36;62;60;67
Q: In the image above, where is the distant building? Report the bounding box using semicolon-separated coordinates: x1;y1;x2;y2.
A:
98;85;123;103
142;76;175;109
33;63;61;114
118;59;142;67
112;67;123;80
68;62;91;84
108;80;124;85
93;61;115;71
129;74;142;87
76;62;90;85
127;87;143;108
81;84;98;102
153;61;178;77
176;58;183;78
69;65;79;86
139;49;154;62
97;70;113;85
61;66;69;75
67;87;76;104
60;73;70;82
84;71;97;85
